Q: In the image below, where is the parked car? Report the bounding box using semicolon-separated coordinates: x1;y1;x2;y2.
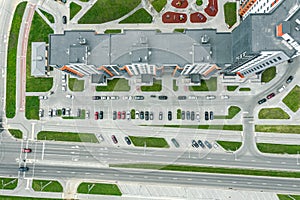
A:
196;112;200;121
39;109;44;117
94;112;99;120
62;108;66;116
19;167;29;172
135;111;139;119
191;111;195;121
126;111;131;120
66;108;71;116
159;112;163;120
186;111;190;120
188;95;197;100
62;74;66;83
140;111;144;120
178;96;187;100
113;111;117;120
124;136;131;145
206;95;216;100
150;112;154;120
277;85;286;93
85;110;90;119
52;108;57;117
145;111;149;121
168;111;172;121
205;140;212;149
171;138;180;148
117;111;121;119
134;96;144;100
38;96;48;100
22;148;32;153
221;95;229;99
286;76;294;84
62;15;67;24
66;94;74;99
197;140;205;148
101;96;107;100
111;135;118;144
123;96;133;100
181;111;185;120
99;111;104;119
150;95;157;98
122;111;126;119
158;95;168;100
110;96;119;100
267;93;275;99
204;111;209;121
96;134;104;142
258;98;267;104
92;96;101;100
62;84;67;91
192;140;199;148
209;111;214;120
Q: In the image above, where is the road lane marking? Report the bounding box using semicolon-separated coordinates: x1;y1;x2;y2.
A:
100;173;104;176
71;172;75;174
262;183;267;185
42;170;47;173
281;162;286;164
187;178;192;181
85;173;90;175
41;142;45;160
57;171;61;173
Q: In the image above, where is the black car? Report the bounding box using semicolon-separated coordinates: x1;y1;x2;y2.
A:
62;16;67;24
192;140;199;148
171;138;180;148
92;96;101;100
286;76;294;84
134;96;144;100
258;98;267;104
113;111;117;120
99;111;103;119
140;111;144;120
186;111;190;120
145;111;149;121
62;108;66;115
168;111;172;121
124;136;131;145
197;140;205;148
209;111;214;120
204;140;212;149
158;95;168;100
204;111;209;120
191;111;195;121
150;95;156;98
178;96;187;100
181;111;185;120
19;167;29;172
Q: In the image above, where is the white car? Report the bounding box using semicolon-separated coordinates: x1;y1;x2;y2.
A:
38;109;44;117
38;96;48;100
206;95;216;100
126;111;131;120
188;95;198;100
62;74;66;83
62;84;67;91
196;112;200;121
277;85;286;93
52;108;57;117
221;95;229;99
135;111;139;119
123;96;133;100
101;96;107;100
96;134;104;142
110;96;119;100
66;108;71;116
85;110;90;119
66;94;74;99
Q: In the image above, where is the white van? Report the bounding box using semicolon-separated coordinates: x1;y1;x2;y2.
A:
277;85;286;93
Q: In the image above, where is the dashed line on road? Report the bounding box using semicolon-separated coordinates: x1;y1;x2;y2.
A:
57;171;61;173
281;162;286;164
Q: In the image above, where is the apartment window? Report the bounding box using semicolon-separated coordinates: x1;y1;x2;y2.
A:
269;60;273;64
266;62;269;65
273;58;277;62
262;63;266;66
277;56;282;60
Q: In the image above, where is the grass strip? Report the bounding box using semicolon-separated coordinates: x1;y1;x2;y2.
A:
283;85;300;112
96;78;130;91
173;79;178;91
32;180;63;192
25;96;40;120
6;2;27;118
217;141;242;151
129;136;169;148
257;143;300;154
141;79;162;91
224;2;237;27
227;85;238;91
70;2;81;20
119;8;152;23
151;0;167;12
39;9;54;23
79;0;141;24
261;66;276;83
37;131;98;143
277;194;300;200
68;77;84;91
174;29;185;33
110;163;300;179
159;124;243;131
104;29;122;34
77;182;121;195
255;125;300;134
8;129;23;139
258;108;290;119
0;196;61;200
189;77;217;91
0;177;18;190
214;106;241;119
239;88;251;91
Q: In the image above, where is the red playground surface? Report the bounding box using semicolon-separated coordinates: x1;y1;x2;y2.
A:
162;12;187;23
171;0;188;9
190;12;207;23
205;0;218;16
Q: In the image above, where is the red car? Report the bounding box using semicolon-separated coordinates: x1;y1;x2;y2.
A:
95;112;99;120
111;135;118;144
117;111;121;119
121;111;126;119
267;93;275;99
22;148;32;153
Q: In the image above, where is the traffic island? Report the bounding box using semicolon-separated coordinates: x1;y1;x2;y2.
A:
257;143;300;154
258;108;290;119
37;131;98;143
8;129;23;139
283;85;300;112
129;136;170;148
216;141;242;152
32;179;63;193
0;177;18;190
77;182;121;196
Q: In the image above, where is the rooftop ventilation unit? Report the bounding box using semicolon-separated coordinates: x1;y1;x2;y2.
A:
79;38;86;45
201;34;210;44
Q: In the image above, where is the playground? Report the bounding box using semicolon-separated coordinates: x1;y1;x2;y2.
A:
162;12;187;23
190;12;207;23
204;0;218;16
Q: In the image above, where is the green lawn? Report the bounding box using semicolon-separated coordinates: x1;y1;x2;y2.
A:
68;77;84;92
239;87;251;91
141;79;162;91
173;29;185;33
79;0;141;24
104;29;122;34
258;108;290;119
0;178;18;190
6;2;27;118
8;129;23;139
224;2;237;27
32;180;63;192
37;131;98;143
261;66;276;83
70;2;81;20
214;106;241;119
217;141;242;151
189;77;217;91
196;0;203;6
173;80;178;91
119;8;152;23
277;194;300;200
227;85;238;91
162;124;243;131
110;163;300;179
283;85;300;112
0;196;61;200
25;96;40;120
177;109;181;119
62;109;85;119
77;182;121;196
151;0;167;12
26;12;53;92
255;125;300;134
96;78;130;91
129;136;169;148
39;9;55;23
257;143;300;154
